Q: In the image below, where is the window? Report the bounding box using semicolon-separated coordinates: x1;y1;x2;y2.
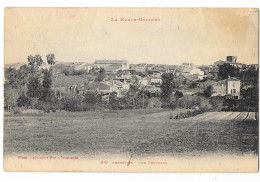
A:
233;82;236;87
232;89;236;93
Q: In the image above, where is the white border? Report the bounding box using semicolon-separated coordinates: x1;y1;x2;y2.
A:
0;1;259;182
0;0;260;7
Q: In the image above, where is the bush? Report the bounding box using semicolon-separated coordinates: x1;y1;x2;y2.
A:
13;107;21;114
60;96;83;111
174;91;183;98
203;85;213;98
175;107;210;119
17;94;32;107
83;93;102;111
34;100;59;113
177;95;201;109
146;98;162;109
209;96;225;111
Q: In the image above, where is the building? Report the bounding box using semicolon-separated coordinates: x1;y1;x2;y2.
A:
146;64;155;71
226;77;241;99
181;67;204;76
39;62;51;70
214;60;226;66
104;64;123;73
94;60;128;70
144;85;161;94
229;62;246;69
182;62;193;67
208;66;219;74
214;56;246;69
212;80;226;97
150;77;162;86
98;82;112;94
179;66;205;80
52;87;67;98
150;71;161;78
134;63;147;73
248;64;259;70
140;78;149;86
83;82;111;95
178;89;197;96
227;56;237;63
52;62;75;74
74;63;93;72
211;77;241;99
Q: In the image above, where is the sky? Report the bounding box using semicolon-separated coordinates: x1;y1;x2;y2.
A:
4;8;259;65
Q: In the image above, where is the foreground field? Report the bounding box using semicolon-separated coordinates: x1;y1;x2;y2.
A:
4;110;258;157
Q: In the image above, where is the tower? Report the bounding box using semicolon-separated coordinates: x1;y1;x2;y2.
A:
226;56;237;63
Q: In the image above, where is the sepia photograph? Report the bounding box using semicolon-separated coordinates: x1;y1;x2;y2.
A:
3;8;259;172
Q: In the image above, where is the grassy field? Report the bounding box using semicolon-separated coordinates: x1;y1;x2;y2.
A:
4;109;258;158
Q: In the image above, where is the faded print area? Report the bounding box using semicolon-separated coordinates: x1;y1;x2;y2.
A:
3;8;259;172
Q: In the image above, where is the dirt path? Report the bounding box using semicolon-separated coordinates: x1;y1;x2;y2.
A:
245;112;256;121
175;112;256;122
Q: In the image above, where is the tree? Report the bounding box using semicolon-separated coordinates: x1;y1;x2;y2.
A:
239;67;258;78
146;98;162;109
27;54;43;67
7;64;31;90
96;68;107;81
109;92;119;110
174;90;183;99
62;69;70;76
168;96;177;110
116;70;123;77
4;67;19;88
209;96;225;111
42;69;52;89
27;55;35;66
204;85;213;98
83;92;101;110
17;94;32;107
27;77;42;98
40;69;53;101
27;54;44;77
60;95;82;111
18;65;31;86
218;64;239;80
223;98;237;111
34;54;44;66
46;53;55;65
124;84;140;109
161;73;175;101
4;87;19;111
241;87;258;111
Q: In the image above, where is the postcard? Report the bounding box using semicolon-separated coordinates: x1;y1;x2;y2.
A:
3;8;259;172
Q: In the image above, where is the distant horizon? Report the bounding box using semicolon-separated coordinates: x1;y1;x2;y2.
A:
4;55;257;66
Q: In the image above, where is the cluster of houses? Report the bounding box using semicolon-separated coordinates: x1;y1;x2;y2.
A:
5;56;258;102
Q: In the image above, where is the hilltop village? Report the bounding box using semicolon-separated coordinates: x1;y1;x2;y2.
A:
4;55;258;114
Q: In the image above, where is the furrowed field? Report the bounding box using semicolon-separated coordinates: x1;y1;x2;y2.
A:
4;109;259;157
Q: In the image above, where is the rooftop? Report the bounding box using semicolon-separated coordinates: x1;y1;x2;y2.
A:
52;75;93;88
227;77;240;81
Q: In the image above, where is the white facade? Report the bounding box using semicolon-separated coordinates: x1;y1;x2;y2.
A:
189;68;204;76
94;60;128;70
140;78;149;86
150;78;162;84
74;63;93;72
226;78;241;99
